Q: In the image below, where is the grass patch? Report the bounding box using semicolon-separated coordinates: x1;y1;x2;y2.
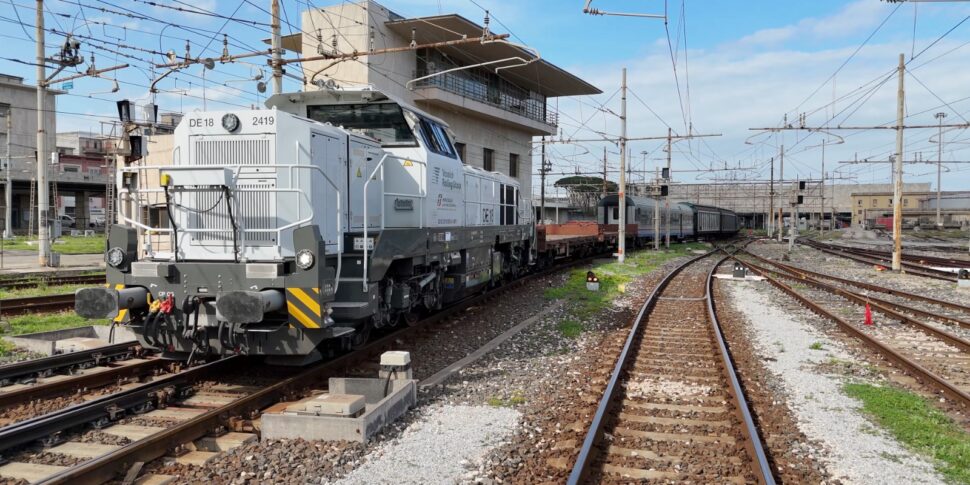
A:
557;319;583;339
809;341;824;351
3;312;103;336
844;382;970;483
0;283;91;300
487;391;527;407
0;236;105;254
0;338;15;357
544;242;708;319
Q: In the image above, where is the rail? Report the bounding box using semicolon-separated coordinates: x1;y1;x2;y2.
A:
739;256;970;408
566;246;774;484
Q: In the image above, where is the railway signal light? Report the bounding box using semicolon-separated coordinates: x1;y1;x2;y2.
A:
660;185;669;196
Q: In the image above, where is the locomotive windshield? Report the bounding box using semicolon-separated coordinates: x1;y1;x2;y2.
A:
306;103;417;147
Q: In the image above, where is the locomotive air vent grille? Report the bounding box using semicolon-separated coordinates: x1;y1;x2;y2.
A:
190;183;276;244
193;137;270;166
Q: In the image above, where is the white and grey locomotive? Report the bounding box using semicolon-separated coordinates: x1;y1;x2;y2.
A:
77;89;534;365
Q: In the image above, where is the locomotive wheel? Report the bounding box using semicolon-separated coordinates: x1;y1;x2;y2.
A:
402;311;420;326
350;321;373;350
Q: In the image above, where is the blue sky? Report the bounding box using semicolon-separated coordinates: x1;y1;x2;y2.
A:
3;0;970;193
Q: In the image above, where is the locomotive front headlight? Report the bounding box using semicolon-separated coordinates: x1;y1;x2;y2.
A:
221;113;240;133
296;249;315;270
106;247;126;267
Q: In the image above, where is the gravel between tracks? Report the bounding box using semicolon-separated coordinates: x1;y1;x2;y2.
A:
726;278;946;484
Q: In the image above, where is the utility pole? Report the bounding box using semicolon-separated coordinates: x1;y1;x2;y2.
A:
653;167;660;250
36;0;49;266
768;157;774;237
935;112;946;229
4;112;11;239
777;144;784;243
664;127;671;249
820;140;825;238
618;67;626;263
789;179;798;253
602;147;607;198
892;53;905;272
270;0;283;94
538;142;546;222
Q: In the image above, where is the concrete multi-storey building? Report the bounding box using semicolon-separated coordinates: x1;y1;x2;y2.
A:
0;74;110;233
273;0;599;200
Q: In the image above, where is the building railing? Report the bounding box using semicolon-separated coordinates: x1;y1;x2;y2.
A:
413;69;557;127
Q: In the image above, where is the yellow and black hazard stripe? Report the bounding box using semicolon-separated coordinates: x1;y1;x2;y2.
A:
285;287;323;329
109;283;129;322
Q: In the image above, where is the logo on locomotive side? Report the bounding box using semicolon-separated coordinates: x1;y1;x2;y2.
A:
394;198;414;211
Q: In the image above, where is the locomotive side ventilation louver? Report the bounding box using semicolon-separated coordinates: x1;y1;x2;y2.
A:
194;138;270;166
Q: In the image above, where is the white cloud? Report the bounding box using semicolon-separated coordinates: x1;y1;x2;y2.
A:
735;1;886;49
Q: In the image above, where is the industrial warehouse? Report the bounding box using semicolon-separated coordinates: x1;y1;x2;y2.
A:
0;1;969;484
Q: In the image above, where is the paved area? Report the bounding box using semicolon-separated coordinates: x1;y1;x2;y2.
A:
0;249;103;274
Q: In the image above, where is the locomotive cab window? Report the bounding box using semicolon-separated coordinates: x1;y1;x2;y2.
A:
417;117;457;159
306;103;417;147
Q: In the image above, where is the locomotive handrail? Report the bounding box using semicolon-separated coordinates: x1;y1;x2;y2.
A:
361;154;428;292
117;163;343;266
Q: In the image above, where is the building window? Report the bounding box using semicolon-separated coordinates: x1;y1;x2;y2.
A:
888;199;892;205
509;153;519;177
903;199;908;207
872;199;877;206
61;165;80;173
858;210;862;215
455;142;465;161
483;148;494;171
858;200;862;206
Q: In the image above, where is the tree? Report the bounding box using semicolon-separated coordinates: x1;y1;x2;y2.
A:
554;176;617;213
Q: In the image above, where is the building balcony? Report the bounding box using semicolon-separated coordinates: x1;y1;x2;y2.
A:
411;69;558;136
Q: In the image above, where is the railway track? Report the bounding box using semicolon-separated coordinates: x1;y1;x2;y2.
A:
0;294;75;316
738;255;970;409
568;250;774;484
799;239;959;281
0;251;611;484
806;240;970;269
0;274;105;291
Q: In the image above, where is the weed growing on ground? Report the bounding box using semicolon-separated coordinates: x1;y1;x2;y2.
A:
0;236;104;254
544;243;708;320
557;319;583;338
844;382;970;484
3;312;101;335
809;341;824;350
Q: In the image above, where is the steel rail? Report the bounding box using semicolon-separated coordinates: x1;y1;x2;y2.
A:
38;249;615;484
1;294;76;316
739;256;970;353
741;251;970;329
0;356;238;455
799;239;957;282
0;275;105;291
0;342;141;387
567;248;774;485
740;258;970;408
809;240;970;268
705;255;774;485
743;249;970;314
0;358;169;409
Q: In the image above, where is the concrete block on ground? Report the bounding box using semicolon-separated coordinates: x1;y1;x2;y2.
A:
194;432;256;452
0;462;68;483
54;337;107;353
262;377;417;443
134;475;177;485
173;450;219;466
101;424;165;440
49;441;119;459
288;393;365;417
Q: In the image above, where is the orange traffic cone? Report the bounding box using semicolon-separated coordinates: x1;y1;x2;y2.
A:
864;301;874;326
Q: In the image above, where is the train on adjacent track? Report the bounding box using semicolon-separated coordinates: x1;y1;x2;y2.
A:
76;88;739;364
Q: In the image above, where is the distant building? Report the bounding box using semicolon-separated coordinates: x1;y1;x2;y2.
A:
269;0;600;200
